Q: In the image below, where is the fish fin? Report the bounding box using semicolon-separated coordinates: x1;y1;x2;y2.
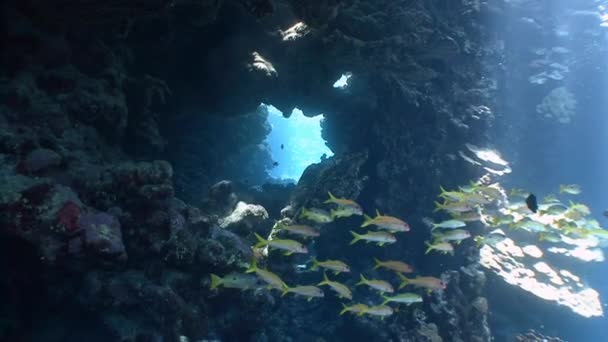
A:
355;274;367;286
210;274;222;290
310;258;319;271
538;233;546;242
284;251;293;256
307;297;313;302
424;242;434;254
427;289;432;295
373;257;382;270
245;259;257;273
325;191;336;204
329;208;337;220
377;242;385;247
376;209;381;217
349;230;362;245
361;214;374;227
333;270;340;276
253;232;268;248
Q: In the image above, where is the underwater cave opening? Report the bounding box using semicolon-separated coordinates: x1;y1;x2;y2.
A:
263;104;333;183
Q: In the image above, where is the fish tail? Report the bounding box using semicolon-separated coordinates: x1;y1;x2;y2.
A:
350;230;362;245
318;271;329;286
299;207;309;219
538;233;546;241
324;191;336;204
210;274;222;290
473;236;484;247
356;274;367;286
381;296;390;306
281;287;290;297
329;208;337;220
433;201;444;213
398;275;410;289
375;209;382;217
245;259;257;273
372;257;382;270
339;304;349;315
361;214;374;227
425;241;434;255
559;185;565;194
253;232;269;248
309;257;319;271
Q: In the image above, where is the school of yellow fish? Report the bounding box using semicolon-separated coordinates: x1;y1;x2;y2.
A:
210;182;608;319
210;191;447;318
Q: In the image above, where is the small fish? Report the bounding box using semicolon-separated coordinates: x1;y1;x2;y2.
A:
588;228;608;239
273;161;279;167
372;258;413;274
559;184;581;195
361;210;410;232
475;184;503;200
355;274;394;293
381;292;423;306
538;232;562;243
398;275;446;291
318;272;353;300
564;203;591;220
526;194;538;213
282;285;324;301
432;229;471;244
509;219;546;232
543;194;560;203
350;230;397;246
276;223;320;238
438;186;467;201
209;272;261;290
340;303;370;316
603;210;608;218
330;207;362;219
310;258;351;274
254;233;308;256
431;219;466;230
463;192;492;205
280;144;284;149
324;191;363;213
488;214;515;227
509;188;529;198
425;241;454;255
246;259;287;291
434;201;473;214
452;211;482;222
299;207;333;224
362;305;393;318
474;229;506;247
538;203;568;216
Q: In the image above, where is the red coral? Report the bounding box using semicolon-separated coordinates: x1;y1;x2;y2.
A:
58;202;81;232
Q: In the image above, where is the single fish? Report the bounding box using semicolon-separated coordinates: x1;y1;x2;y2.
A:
462;192;492;205
318;272;353;300
310;258;351;274
361;210;410;232
254;233;308;256
209;272;261;290
325;191;363;213
350;230;397;246
543;194;560;203
431;219;466;230
526;194;538;213
282;285;324;301
425;241;454;255
362;305;393;318
452;211;482;222
488;214;515;227
475;184;503;200
438;186;467;201
381;292;423;306
340;303;370;316
538;203;568;216
538;232;562;243
355;274;394;293
299;207;333;223
398;275;446;291
434;201;474;214
276;223;320;238
564;203;591;220
373;258;413;274
511;219;546;233
509;188;529;198
246;259;287;291
432;229;471;244
474;229;506;247
330;207;362;219
560;184;582;195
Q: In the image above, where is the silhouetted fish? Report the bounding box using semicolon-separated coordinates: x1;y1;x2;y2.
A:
280;144;284;149
273;161;279;167
526;194;538;213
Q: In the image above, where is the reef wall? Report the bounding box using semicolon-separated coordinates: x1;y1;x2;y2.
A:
1;0;502;340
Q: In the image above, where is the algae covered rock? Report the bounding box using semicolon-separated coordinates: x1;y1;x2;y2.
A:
79;212;127;260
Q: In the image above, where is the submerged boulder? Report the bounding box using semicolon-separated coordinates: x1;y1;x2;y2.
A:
78;212;127;261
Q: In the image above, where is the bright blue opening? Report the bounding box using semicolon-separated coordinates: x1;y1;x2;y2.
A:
263;105;333;182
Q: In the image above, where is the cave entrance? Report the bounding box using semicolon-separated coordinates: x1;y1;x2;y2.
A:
263;104;333;182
